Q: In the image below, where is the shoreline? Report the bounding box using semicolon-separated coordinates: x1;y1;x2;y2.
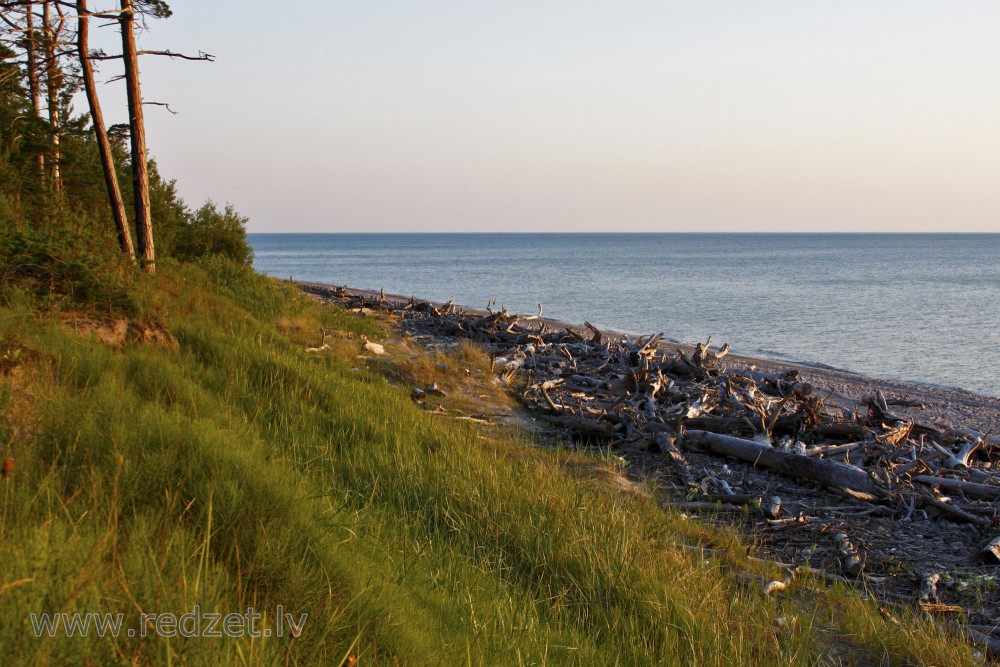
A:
297;281;1000;436
252;233;1000;400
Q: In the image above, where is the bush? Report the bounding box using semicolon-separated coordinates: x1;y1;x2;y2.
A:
173;201;253;265
0;217;139;313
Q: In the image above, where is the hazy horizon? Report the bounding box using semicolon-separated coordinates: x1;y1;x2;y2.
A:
246;231;1000;235
85;1;1000;234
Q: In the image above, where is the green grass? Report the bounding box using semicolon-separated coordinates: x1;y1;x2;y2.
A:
0;259;984;665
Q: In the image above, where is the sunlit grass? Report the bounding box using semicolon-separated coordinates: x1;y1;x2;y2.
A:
0;260;983;665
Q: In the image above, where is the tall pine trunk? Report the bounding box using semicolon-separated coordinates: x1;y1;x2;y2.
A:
42;0;62;192
78;0;135;261
120;0;154;271
24;1;45;180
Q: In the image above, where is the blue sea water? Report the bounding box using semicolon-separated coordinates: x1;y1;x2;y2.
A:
248;234;1000;398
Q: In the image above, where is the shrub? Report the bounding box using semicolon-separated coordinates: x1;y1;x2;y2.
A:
174;201;253;265
0;218;138;313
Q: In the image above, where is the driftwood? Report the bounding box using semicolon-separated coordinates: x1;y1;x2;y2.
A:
682;430;880;499
911;475;1000;500
980;537;1000;564
761;495;782;520
832;533;865;576
312;285;1000;533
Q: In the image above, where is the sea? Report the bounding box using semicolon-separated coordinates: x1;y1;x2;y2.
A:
247;233;1000;398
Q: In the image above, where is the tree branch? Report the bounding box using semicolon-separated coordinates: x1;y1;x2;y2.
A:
0;13;21;30
137;49;214;61
143;100;176;114
90;49;215;62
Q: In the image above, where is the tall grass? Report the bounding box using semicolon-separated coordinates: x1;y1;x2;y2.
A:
0;260;981;665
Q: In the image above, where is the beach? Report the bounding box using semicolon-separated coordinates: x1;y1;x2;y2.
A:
301;281;1000;632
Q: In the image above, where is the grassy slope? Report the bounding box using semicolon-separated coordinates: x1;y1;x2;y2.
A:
0;259;981;666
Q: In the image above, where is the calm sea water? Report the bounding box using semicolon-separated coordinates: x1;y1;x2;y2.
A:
248;234;1000;397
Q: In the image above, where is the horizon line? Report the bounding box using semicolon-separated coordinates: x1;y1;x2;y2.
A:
246;230;1000;235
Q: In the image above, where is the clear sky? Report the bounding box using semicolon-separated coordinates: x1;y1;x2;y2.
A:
86;1;1000;233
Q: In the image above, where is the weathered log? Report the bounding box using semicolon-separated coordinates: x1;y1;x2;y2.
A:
583;321;603;345
833;532;864;576
682;430;880;498
918;573;940;603
912;475;1000;500
654;434;696;487
979;536;1000;564
761;496;782;519
925;498;992;526
955;437;984;467
533;378;564;392
965;627;1000;659
803;441;866;459
539;387;563;412
698;493;762;506
947;427;1000;449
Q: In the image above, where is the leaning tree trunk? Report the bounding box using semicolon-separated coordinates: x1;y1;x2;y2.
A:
78;0;135;261
120;0;154;272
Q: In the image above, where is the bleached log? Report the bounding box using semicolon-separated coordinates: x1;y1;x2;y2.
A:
928;439;970;469
946;427;1000;449
761;496;782;519
979;536;1000;564
803;441;866;459
918;573;940;603
682;430;880;498
912;475;1000;500
965;627;1000;659
833;532;864;576
925;498;992;526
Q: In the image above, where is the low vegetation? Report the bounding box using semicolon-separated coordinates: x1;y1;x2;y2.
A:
0;239;984;665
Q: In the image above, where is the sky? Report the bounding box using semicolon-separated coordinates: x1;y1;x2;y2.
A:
85;1;1000;233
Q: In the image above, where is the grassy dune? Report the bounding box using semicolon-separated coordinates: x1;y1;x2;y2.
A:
0;258;981;665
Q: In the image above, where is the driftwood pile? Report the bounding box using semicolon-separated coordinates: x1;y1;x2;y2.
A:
322;286;999;532
308;284;1000;638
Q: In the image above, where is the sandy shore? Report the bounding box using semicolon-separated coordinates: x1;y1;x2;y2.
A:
298;281;1000;438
